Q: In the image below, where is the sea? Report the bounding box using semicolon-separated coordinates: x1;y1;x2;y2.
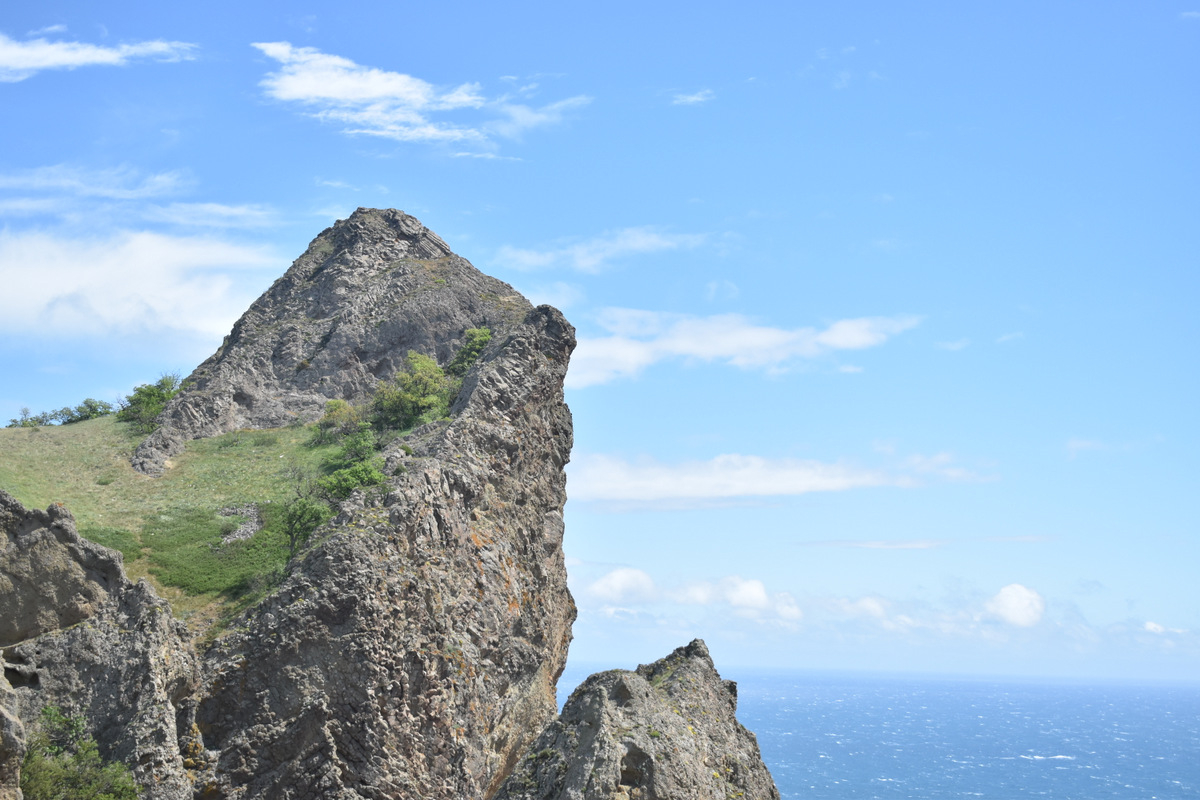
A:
558;667;1200;799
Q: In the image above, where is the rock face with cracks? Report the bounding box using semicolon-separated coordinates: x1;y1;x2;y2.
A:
0;210;778;799
0;490;200;800
496;640;780;800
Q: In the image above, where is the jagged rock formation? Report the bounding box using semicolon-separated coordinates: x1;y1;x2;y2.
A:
0;210;778;799
0;491;199;800
0;672;23;800
134;208;531;476
188;302;577;799
497;640;779;800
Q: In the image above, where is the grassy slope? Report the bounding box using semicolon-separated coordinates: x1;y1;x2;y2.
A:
0;417;337;633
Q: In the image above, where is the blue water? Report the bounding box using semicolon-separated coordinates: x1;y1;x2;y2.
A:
733;672;1200;799
558;667;1200;799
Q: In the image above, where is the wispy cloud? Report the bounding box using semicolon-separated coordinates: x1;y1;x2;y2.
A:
568;309;921;387
585;567;801;621
705;279;739;301
936;339;969;351
0;32;195;82
1180;11;1200;20
832;70;852;90
495;227;705;273
801;539;947;550
996;331;1024;343
142;202;277;228
252;42;588;146
0;164;187;200
0;229;280;339
1066;438;1106;458
672;89;714;105
569;452;905;505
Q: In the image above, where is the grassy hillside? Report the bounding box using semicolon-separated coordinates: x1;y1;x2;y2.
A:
0;417;338;633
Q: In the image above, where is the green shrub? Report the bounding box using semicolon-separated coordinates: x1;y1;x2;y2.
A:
445;327;491;377
281;496;333;558
329;423;378;469
20;706;139;800
310;399;363;445
371;351;456;431
316;458;387;501
116;373;181;434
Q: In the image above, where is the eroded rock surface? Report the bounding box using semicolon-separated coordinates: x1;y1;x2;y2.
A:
497;640;780;800
191;304;576;799
0;491;199;800
0;673;23;800
134;207;532;476
2;210;779;798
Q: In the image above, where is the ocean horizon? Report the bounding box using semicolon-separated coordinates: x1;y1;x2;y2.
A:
558;664;1200;799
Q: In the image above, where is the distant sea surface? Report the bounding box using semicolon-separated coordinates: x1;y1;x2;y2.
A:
558;666;1200;799
732;671;1200;799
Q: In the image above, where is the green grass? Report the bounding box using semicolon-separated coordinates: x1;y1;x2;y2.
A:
0;417;339;633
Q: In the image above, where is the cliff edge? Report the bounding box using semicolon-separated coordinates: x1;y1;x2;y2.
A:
0;210;778;799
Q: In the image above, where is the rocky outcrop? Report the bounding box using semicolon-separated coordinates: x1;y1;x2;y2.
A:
1;210;778;798
189;303;576;799
0;672;23;800
497;640;779;800
0;491;199;800
134;208;532;476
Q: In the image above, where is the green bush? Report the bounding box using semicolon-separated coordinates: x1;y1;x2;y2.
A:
371;351;457;431
309;399;363;446
6;398;115;428
20;706;139;800
445;327;491;377
281;496;333;558
316;458;387;501
116;373;181;434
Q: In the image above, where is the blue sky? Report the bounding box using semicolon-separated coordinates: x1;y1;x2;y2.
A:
1;2;1197;682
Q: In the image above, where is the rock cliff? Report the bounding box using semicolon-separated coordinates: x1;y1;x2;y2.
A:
497;640;779;800
1;491;200;800
0;210;778;799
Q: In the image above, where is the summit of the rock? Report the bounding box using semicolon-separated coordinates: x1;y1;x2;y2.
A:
134;208;531;475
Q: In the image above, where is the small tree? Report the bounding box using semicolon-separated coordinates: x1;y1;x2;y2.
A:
371;351;456;431
281;496;333;559
117;373;181;434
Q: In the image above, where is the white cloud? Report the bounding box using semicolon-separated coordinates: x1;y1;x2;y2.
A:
495;227;705;274
0;229;280;339
0;165;186;200
996;331;1024;343
26;25;68;37
672;89;714;105
1181;12;1200;20
985;584;1045;627
587;569;802;621
936;339;969;351
838;364;863;373
903;452;982;482
142;202;276;228
832;71;852;90
568;309;920;387
485;95;592;139
569;452;903;504
252;42;587;144
588;567;657;604
0;32;195;82
521;281;584;309
705;279;739;301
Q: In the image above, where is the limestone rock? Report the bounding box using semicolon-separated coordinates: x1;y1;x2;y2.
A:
0;491;199;800
133;207;532;475
496;640;780;800
0;673;23;800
